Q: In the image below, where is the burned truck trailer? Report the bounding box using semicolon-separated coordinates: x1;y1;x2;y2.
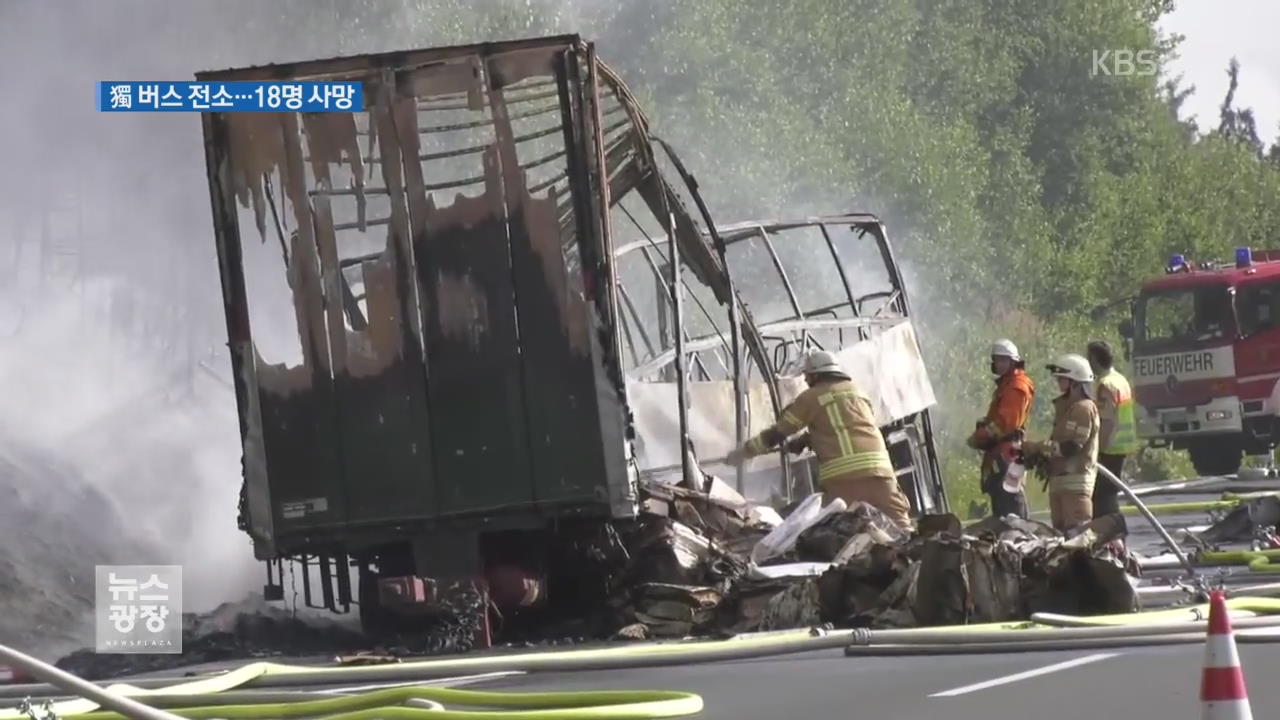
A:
197;35;947;633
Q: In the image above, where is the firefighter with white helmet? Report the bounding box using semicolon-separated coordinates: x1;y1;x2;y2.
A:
990;338;1020;362
725;349;913;528
1023;353;1102;531
967;338;1035;519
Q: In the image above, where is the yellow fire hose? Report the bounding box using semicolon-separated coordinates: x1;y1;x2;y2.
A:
1200;549;1280;574
1030;498;1242;519
0;643;703;720
10;596;1280;718
1028;489;1280;519
1027;596;1280;626
66;687;704;720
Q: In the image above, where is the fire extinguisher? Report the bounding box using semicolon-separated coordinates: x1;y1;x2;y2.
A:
1001;432;1027;494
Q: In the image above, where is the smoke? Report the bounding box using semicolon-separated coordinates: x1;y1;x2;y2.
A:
0;0;994;650
0;0;631;635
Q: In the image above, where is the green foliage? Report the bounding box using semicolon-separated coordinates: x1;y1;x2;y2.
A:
587;0;1280;502
1132;447;1195;484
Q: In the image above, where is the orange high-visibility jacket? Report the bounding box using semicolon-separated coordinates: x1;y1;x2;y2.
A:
970;368;1036;477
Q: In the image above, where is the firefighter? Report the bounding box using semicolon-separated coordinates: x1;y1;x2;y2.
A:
1023;354;1101;531
724;350;913;528
1087;340;1138;518
967;339;1035;519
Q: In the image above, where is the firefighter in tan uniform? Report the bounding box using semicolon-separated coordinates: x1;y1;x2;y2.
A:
1023;354;1101;531
725;350;913;529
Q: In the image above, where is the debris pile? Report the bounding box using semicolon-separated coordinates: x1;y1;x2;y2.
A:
55;595;370;679
609;476;1140;638
52;586;500;681
1197;495;1280;547
49;475;1144;680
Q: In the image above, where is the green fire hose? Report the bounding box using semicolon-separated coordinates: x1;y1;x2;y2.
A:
1030;498;1241;519
0;643;704;720
10;596;1280;718
65;687;704;720
1201;549;1280;574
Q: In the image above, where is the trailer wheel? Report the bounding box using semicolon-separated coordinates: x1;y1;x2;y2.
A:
1188;441;1243;477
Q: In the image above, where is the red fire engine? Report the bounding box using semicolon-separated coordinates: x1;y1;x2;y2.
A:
1119;248;1280;476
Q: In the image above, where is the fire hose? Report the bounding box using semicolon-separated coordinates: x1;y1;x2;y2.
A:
1200;549;1280;574
9;596;1280;718
1094;463;1198;578
0;467;1268;718
0;640;703;720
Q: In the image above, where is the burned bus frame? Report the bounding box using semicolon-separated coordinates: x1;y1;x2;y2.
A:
197;35;945;625
617;215;948;515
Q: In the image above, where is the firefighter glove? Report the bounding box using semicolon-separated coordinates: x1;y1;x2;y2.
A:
974;434;997;451
786;433;811;455
1022;440;1054;460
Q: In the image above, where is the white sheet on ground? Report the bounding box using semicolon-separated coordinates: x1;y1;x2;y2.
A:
747;562;835;580
750;493;846;564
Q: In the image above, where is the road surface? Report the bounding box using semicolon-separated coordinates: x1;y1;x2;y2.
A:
473;641;1278;718
5;475;1272;717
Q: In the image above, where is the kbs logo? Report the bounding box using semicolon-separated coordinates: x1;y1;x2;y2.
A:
1091;50;1157;77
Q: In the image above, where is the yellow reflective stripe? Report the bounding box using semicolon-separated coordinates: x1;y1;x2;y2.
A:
1099;371;1139;454
825;404;854;457
1106;398;1139;454
818;390;861;406
818;389;863;458
745;435;769;455
818;451;893;480
779;410;804;433
1098;371;1134;403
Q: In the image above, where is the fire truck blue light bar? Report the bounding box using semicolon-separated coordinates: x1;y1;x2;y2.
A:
97;81;364;113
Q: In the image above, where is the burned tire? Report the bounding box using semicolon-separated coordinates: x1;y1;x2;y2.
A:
1188;441;1243;478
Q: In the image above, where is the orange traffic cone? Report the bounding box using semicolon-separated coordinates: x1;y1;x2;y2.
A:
1201;591;1253;720
0;664;30;684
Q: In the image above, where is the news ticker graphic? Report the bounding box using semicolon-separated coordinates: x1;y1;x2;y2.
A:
98;81;364;113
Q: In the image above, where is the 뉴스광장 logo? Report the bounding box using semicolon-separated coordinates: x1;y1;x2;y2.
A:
95;565;182;654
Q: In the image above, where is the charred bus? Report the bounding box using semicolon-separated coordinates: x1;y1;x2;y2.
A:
197;35;947;636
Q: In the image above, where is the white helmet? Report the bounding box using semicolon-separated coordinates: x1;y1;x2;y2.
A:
1047;353;1094;383
991;338;1021;361
802;350;849;378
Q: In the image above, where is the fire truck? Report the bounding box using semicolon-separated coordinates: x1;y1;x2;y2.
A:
1119;248;1280;476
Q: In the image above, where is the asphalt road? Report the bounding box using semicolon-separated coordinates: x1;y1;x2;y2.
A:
6;475;1270;718
464;479;1280;719
473;641;1280;719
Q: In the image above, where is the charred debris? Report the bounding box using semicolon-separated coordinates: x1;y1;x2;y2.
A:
52;476;1140;681
99;33;1135;679
598;475;1139;641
